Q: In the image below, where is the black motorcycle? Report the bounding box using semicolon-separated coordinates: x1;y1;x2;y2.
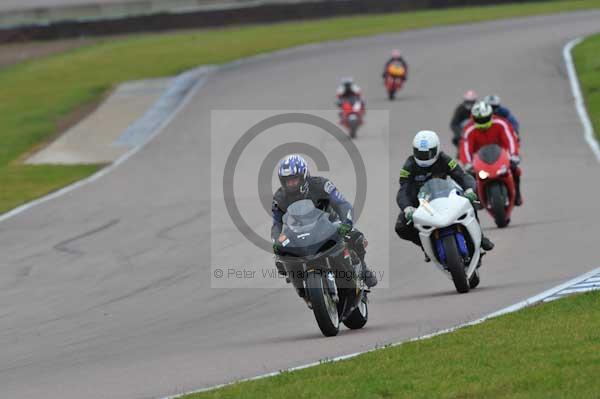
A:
276;200;369;337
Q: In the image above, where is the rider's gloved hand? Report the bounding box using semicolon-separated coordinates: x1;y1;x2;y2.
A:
338;223;352;237
510;155;521;168
464;188;478;204
273;242;282;255
403;206;416;223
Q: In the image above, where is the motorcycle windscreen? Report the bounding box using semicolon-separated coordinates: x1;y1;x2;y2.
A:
281;200;338;256
418;178;462;202
477;144;502;164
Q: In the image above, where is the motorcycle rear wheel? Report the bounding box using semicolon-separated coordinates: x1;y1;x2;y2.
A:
442;235;470;293
306;271;340;337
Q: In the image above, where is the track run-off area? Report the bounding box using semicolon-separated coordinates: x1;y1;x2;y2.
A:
0;11;599;399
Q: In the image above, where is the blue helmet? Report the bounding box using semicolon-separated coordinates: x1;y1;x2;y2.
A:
278;154;309;197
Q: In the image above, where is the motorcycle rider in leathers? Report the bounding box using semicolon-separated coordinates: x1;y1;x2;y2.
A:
272;154;377;288
382;49;408;81
395;130;495;261
483;94;520;136
450;90;478;149
460;101;523;206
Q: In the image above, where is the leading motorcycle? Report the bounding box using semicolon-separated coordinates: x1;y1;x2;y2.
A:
412;178;483;293
276;200;369;336
384;62;406;100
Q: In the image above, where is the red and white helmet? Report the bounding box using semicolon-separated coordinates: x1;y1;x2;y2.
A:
463;90;478;102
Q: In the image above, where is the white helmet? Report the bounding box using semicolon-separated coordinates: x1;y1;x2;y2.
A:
412;130;440;167
483;94;501;109
471;101;493;129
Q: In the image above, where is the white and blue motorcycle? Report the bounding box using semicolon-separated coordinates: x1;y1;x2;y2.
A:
412;178;483;293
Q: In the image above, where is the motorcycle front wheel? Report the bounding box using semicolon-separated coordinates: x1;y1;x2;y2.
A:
488;182;509;228
306;271;340;337
343;294;368;330
442;235;470;293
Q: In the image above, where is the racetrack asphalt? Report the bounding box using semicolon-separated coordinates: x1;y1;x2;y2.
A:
0;11;599;399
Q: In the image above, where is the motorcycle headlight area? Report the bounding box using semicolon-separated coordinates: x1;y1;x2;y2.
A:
496;165;508;176
478;170;489;179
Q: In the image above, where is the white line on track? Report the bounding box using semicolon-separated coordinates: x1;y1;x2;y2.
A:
161;267;600;399
0;66;215;224
563;36;600;161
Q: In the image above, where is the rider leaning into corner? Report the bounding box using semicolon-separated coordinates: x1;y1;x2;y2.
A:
271;154;378;288
395;130;495;261
450;90;478;148
382;49;409;80
460;101;523;206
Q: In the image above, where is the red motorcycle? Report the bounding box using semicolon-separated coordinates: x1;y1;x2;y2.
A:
340;98;364;139
384;63;406;100
472;144;516;228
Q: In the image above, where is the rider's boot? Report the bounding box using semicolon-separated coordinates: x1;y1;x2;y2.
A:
515;184;523;206
481;235;495;251
361;263;378;288
349;231;377;288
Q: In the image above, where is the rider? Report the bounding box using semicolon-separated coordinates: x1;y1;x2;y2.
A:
450;90;478;148
395;130;495;261
272;154;377;288
336;77;365;123
460;101;523;206
336;77;363;104
483;94;520;135
382;49;408;80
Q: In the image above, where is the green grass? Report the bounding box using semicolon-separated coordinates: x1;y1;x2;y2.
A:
184;291;600;399
573;33;600;140
2;0;600;214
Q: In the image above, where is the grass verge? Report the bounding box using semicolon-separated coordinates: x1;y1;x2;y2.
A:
183;291;600;399
2;0;600;214
573;33;600;140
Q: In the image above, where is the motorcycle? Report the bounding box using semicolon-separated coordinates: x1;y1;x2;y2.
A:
276;199;369;337
340;97;364;139
472;144;516;228
412;178;483;293
384;63;406;100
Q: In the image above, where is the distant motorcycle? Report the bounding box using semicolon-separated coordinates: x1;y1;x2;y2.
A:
472;144;516;228
412;178;483;293
276;200;369;337
384;63;406;100
340;98;364;139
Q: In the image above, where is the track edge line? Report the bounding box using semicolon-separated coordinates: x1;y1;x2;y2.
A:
0;66;216;224
563;36;600;162
160;266;600;399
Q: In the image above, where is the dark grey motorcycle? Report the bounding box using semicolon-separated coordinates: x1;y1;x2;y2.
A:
276;200;369;337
